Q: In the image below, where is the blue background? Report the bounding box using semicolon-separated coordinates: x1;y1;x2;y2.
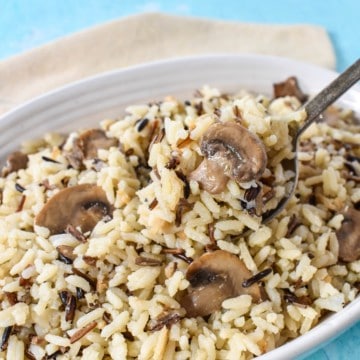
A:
0;1;359;359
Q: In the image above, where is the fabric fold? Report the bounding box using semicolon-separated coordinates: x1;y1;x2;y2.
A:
0;12;335;115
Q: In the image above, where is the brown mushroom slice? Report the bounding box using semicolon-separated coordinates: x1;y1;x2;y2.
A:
189;158;229;194
2;151;28;177
273;76;308;103
35;184;112;235
79;129;119;159
180;250;263;318
189;122;267;194
336;207;360;262
67;129;118;169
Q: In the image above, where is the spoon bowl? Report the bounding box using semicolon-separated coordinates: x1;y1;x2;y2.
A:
262;58;360;223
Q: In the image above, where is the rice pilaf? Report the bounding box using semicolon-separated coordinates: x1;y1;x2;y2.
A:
0;80;359;359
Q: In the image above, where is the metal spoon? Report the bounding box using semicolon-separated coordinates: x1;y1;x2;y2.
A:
262;58;360;223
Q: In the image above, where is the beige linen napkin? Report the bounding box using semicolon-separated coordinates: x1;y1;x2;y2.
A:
0;12;335;115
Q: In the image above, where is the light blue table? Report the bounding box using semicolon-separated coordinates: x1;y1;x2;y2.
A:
0;1;359;359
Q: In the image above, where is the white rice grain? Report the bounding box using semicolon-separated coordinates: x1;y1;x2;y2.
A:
77;308;105;328
6;336;25;360
0;302;29;327
44;334;71;347
66;275;91;292
108;333;128;360
101;311;129;339
10;248;35;275
127;267;160;291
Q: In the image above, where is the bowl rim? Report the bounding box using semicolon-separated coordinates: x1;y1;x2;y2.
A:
0;53;359;359
1;53;360;122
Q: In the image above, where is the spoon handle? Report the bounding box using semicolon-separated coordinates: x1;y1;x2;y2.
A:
300;58;360;135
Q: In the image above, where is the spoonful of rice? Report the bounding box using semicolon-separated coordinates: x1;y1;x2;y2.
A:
262;58;360;223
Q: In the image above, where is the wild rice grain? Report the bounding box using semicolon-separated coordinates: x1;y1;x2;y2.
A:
41;156;61;164
242;268;273;288
124;148;135;157
65;294;77;322
165;157;180;170
72;268;96;289
148;198;158;210
59;290;70;306
135;256;162;267
148;312;182;332
206;222;218;252
244;186;261;202
102;312;112;324
69;321;97;344
0;326;12;351
175;198;194;226
16;195;26;212
286;214;301;238
162;248;193;264
65;224;87;243
175;171;190;199
57;245;75;264
137;118;149;132
76;287;85;300
284;290;312;308
15;183;26;193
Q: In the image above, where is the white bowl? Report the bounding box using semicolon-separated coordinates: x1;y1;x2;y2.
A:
1;54;359;359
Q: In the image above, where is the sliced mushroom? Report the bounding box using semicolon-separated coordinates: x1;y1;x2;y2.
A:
336;207;360;262
189;158;229;194
273;76;308;103
67;129;118;169
35;184;112;235
180;250;264;317
189;122;267;194
2;151;28;177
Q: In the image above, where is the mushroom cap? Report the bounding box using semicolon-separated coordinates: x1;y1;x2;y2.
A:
336;207;360;262
78;129;119;159
67;129;118;169
188;158;229;194
180;250;264;317
201;122;267;184
273;76;308;103
35;184;112;235
2;151;28;177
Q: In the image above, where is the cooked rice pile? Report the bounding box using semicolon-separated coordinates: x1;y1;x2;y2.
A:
0;84;359;360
